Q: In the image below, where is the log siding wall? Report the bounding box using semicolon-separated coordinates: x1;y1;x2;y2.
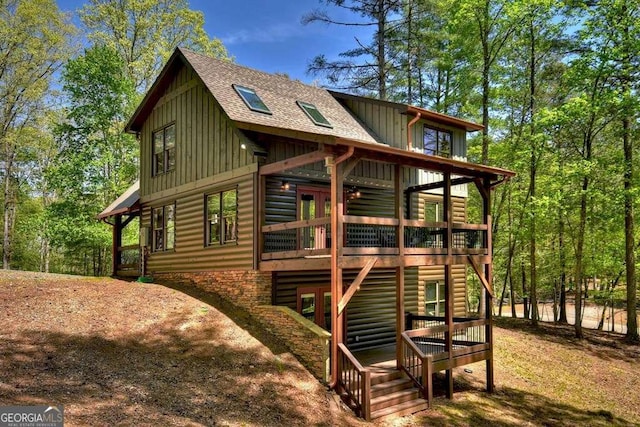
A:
141;174;255;273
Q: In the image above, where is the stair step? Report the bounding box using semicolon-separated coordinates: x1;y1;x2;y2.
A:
370;378;414;398
370;389;420;412
370;370;402;385
370;398;429;420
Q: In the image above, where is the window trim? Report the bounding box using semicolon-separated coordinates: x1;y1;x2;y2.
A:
205;187;239;247
152;122;176;176
232;84;272;115
423;124;452;158
296;101;332;128
151;203;176;252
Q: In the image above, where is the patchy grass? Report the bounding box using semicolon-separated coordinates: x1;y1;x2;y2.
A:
1;270;638;426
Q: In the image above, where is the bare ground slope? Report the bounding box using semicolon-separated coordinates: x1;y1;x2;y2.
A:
1;271;638;426
0;271;366;426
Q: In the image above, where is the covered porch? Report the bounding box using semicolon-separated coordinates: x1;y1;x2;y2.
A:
97;181;141;277
257;137;514;420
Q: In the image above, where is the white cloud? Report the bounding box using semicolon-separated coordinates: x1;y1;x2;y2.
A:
221;23;306;45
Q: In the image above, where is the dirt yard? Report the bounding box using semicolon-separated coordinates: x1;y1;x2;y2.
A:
1;271;639;426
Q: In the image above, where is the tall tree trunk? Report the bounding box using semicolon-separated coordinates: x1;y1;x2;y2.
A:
376;0;387;100
522;263;529;319
623;114;638;342
528;17;539;326
559;198;568;323
574;174;588;339
620;6;638;342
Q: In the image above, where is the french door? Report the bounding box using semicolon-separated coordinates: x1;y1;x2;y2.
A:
297;187;331;250
297;286;332;330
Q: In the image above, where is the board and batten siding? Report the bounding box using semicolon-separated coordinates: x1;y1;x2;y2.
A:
340;97;468;197
141;174;255;273
139;64;256;199
274;268;419;352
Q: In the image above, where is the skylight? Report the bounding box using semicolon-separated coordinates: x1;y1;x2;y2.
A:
297;101;332;128
232;84;271;114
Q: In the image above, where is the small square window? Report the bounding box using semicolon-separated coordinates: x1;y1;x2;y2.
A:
233;84;271;114
297;101;332;128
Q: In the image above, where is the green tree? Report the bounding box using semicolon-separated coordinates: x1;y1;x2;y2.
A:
51;45;137;275
79;0;229;92
0;0;74;269
303;0;402;99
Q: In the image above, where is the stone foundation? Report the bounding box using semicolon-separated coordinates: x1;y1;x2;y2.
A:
153;270;272;310
152;270;331;382
254;305;330;382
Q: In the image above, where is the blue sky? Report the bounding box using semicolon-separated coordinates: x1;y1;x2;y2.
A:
56;0;373;84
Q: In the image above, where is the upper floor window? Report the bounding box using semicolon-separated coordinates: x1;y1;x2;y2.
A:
206;189;238;245
153;123;176;175
152;204;175;252
423;125;451;158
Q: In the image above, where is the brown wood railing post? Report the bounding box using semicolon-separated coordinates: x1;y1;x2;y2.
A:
425;355;433;405
363;370;371;421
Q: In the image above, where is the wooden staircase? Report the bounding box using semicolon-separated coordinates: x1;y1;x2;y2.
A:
368;369;429;420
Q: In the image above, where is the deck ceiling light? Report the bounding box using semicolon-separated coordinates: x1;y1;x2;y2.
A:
347;187;361;200
280;180;290;191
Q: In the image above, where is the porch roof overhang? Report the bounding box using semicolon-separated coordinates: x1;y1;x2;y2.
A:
97;181;140;220
329;137;515;183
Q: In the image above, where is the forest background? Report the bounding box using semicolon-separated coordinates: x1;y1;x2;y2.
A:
1;0;637;341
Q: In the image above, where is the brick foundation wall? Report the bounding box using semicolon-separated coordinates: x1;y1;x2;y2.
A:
152;270;330;382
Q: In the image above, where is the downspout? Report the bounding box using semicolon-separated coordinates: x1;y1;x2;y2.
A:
407;110;422;151
330;145;355;388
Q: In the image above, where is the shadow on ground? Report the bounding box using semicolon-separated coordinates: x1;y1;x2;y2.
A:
494;317;640;364
0;310;331;426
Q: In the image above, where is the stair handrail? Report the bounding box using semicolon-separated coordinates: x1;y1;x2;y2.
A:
400;331;433;404
337;343;371;420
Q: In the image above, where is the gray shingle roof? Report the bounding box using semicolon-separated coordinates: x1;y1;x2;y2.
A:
179;48;382;145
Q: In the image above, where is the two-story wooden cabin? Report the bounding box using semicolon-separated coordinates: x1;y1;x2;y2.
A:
99;47;514;421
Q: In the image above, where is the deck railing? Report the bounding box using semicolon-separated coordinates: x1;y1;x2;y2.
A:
116;244;140;276
337;343;371;421
261;215;487;259
400;315;489;394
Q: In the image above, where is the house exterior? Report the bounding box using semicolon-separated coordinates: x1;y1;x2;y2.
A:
99;47;514;421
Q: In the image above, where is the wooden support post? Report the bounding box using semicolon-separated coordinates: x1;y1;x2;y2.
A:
444;172;454;398
256;173;266;271
330;157;346;387
395;164;405;369
112;214;122;276
483;177;495;393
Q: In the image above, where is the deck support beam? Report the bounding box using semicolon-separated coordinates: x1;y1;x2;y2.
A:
330;149;351;387
258;149;327;176
395;164;405;369
112;214;122;276
482;177;495;393
443;172;455;398
338;257;377;314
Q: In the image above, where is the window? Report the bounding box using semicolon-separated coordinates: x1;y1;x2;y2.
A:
297;101;332;128
424;200;443;222
297;286;331;330
423;125;452;158
206;189;238;245
152;204;175;252
153;123;176;175
425;280;445;316
232;84;271;114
